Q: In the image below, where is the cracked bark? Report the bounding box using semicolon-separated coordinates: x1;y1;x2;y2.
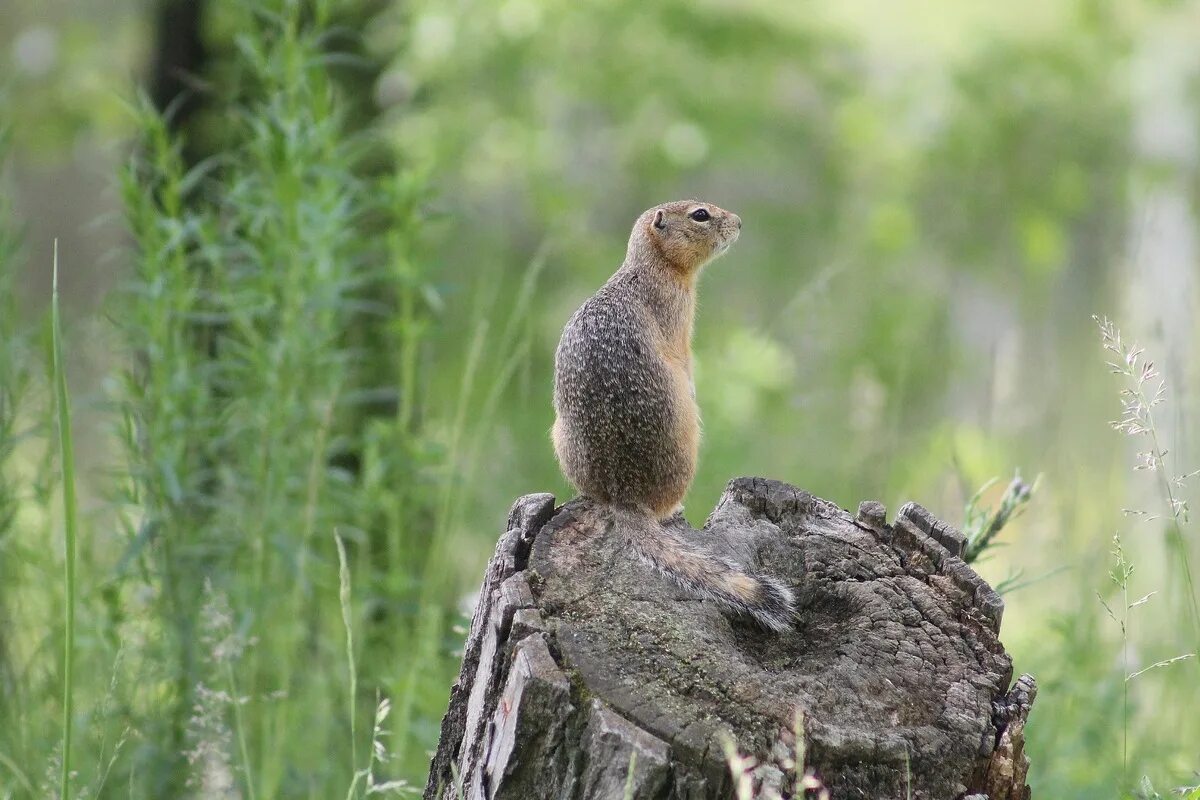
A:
424;478;1035;800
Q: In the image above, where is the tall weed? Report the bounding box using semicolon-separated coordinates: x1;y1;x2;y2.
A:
113;1;441;792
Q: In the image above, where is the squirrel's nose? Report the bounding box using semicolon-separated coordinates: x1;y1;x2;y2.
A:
732;214;742;230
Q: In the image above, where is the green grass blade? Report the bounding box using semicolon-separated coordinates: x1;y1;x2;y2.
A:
51;240;78;799
336;531;358;789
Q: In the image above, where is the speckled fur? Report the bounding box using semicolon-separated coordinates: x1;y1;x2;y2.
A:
552;200;795;632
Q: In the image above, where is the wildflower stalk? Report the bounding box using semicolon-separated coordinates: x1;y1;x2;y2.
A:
1094;316;1200;658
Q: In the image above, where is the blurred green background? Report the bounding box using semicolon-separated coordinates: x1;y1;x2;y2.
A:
2;0;1200;797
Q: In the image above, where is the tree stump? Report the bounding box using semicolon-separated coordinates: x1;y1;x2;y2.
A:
424;478;1035;800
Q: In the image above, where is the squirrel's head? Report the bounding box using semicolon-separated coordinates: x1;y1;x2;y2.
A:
630;200;742;279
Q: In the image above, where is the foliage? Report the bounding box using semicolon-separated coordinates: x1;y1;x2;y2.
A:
112;3;441;793
50;244;81;800
919;19;1132;291
1;0;1200;797
962;472;1037;564
4;1;443;795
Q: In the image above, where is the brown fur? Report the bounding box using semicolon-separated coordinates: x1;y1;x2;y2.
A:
552;200;739;516
550;201;794;632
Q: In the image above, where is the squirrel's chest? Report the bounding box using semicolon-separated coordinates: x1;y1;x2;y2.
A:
659;345;700;461
656;336;698;411
650;305;697;401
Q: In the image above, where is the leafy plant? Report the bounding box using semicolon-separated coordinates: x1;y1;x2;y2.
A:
962;472;1037;564
111;0;441;791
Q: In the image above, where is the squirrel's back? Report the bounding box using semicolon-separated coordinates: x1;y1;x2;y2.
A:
553;278;697;517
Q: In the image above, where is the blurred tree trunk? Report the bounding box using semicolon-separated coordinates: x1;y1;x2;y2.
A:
149;0;209;136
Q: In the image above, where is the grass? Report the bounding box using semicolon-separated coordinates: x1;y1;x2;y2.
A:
721;708;831;800
0;113;35;795
962;472;1037;564
336;531;358;788
1095;316;1200;655
1096;535;1139;774
5;1;449;793
0;115;42;796
224;620;257;800
50;241;79;799
1091;317;1200;795
49;244;77;800
622;753;638;800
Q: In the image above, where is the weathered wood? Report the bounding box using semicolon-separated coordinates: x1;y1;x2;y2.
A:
425;478;1034;800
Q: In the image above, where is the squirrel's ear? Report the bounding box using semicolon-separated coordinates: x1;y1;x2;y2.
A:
652;209;666;230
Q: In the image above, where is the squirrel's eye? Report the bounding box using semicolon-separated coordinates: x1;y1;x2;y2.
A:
689;208;711;222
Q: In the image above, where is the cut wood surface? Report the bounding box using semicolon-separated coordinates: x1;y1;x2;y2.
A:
425;478;1035;800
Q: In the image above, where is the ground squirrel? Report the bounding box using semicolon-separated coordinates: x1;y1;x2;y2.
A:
552;199;795;632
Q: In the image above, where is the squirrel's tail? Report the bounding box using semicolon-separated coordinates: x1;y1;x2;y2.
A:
609;506;795;633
